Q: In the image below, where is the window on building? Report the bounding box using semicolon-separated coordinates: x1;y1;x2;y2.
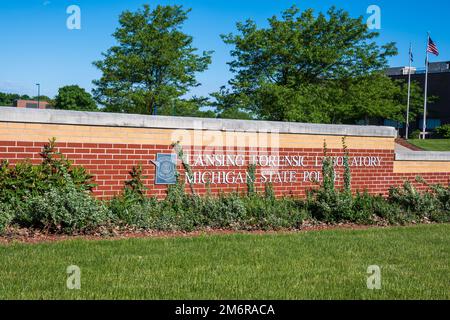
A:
418;118;441;129
383;119;404;128
25;103;38;109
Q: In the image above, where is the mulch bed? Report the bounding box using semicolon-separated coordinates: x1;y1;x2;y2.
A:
395;138;424;151
0;221;379;245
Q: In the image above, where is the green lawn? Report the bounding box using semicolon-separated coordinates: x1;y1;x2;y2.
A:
408;139;450;151
0;224;449;299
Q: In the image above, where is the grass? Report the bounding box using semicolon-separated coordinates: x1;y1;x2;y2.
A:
408;139;450;151
0;224;449;299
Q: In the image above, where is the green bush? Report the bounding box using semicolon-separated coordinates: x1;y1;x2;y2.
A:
0;202;14;233
15;180;109;233
107;171;307;232
369;194;404;224
410;129;421;139
109;195;160;229
388;181;440;221
108;164;160;229
435;124;450;139
242;195;306;230
0;138;94;208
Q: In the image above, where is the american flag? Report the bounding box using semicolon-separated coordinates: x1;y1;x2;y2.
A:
427;37;439;56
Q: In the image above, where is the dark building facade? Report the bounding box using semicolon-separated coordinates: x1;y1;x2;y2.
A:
386;61;450;136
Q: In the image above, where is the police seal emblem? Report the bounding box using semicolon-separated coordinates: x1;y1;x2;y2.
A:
151;153;177;184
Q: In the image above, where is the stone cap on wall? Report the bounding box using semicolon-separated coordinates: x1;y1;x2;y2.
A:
0;106;397;137
395;151;450;161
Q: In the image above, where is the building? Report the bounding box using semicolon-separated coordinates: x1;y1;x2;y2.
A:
386;61;450;136
13;99;52;109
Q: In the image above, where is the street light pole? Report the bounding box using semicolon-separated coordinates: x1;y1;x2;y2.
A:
422;33;430;140
406;43;412;140
36;83;40;109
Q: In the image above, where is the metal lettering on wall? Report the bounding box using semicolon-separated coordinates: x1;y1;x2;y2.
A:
153;153;382;185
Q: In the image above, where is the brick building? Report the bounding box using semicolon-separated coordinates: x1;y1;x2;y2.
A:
13;99;52;109
386;61;450;136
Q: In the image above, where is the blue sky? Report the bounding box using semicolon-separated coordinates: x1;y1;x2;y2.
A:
1;0;449;98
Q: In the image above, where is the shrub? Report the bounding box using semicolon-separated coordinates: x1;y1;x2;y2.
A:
16;181;109;233
0;202;14;233
109;196;160;228
306;140;358;223
388;181;441;221
108;164;159;228
200;193;247;229
0;138;95;208
351;192;377;224
410;130;421;139
435;124;450;139
242;195;306;230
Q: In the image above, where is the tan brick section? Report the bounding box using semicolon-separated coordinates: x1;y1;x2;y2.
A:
0;122;448;199
393;161;450;173
0;122;394;149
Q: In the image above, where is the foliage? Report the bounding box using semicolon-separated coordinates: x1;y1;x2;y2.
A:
0;202;14;233
342;137;351;193
93;4;212;116
16;182;109;233
388;178;450;223
172;141;195;194
306;141;450;224
53;85;98;111
0;92;31;106
0;139;101;233
1;139;449;234
410;130;421;140
215;5;423;124
124;164;147;199
108;195;159;229
246;164;256;195
435;124;450;139
0;139;94;209
210;87;254;120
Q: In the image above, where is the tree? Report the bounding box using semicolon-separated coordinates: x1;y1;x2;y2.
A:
53;85;97;111
31;95;53;103
92;4;212;115
217;6;415;124
0;93;31;106
210;87;253;120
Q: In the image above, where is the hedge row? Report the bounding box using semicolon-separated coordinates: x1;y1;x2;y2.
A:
0;139;449;234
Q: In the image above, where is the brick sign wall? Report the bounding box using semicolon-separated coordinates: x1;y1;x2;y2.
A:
0;108;449;199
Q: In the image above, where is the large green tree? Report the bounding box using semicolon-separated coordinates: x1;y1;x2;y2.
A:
53;85;98;111
216;6;420;124
93;4;212;115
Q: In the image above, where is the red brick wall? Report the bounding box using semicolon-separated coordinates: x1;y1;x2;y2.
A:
14;100;51;109
1;140;448;199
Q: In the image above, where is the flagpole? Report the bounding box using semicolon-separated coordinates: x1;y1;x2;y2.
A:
422;33;430;140
406;43;412;140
